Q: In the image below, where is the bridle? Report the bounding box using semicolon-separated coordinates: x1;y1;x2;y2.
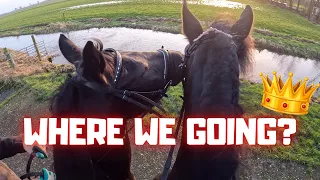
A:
70;47;173;117
70;47;175;179
160;28;234;180
20;47;172;180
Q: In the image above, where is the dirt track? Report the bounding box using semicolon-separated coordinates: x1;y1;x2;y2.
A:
1;92;319;180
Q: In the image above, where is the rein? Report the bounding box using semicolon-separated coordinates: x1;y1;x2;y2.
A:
20;155;43;180
72;48;174;169
160;28;240;180
20;147;46;180
160;30;220;180
70;76;170;117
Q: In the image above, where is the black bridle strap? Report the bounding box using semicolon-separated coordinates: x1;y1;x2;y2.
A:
20;172;43;180
103;48;123;87
112;91;164;118
160;40;194;180
157;48;169;80
20;155;43;180
160;98;185;180
128;91;166;113
72;79;166;116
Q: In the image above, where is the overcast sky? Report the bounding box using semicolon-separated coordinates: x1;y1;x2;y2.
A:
0;0;46;14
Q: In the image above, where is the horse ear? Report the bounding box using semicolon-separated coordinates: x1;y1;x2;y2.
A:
182;0;203;43
230;5;253;42
59;34;82;65
82;41;105;74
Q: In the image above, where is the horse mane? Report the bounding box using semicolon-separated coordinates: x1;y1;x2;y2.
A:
50;77;79;116
210;19;254;75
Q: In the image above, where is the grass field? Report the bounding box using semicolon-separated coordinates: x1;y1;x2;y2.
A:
0;0;319;59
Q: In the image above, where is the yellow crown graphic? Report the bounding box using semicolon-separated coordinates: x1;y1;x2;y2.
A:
260;71;319;115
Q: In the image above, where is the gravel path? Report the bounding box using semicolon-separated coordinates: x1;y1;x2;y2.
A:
0;92;319;180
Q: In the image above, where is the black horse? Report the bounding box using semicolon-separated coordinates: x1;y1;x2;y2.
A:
167;1;254;180
50;35;184;180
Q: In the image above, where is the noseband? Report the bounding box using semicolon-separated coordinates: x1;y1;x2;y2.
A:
104;48;123;86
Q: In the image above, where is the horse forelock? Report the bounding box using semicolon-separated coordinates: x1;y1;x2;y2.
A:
193;27;232;42
210;20;254;75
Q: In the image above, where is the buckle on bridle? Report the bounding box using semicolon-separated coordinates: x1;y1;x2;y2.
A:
122;94;128;100
161;80;172;98
122;90;132;100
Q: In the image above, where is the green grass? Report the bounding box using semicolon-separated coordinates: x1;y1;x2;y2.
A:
0;87;27;109
0;0;319;59
0;73;67;107
161;84;183;116
253;32;320;59
1;0;319;41
240;81;320;168
0;78;27;108
22;73;68;101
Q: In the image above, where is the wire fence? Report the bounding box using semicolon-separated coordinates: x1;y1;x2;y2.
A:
0;35;52;72
10;40;49;60
20;41;47;56
0;34;72;108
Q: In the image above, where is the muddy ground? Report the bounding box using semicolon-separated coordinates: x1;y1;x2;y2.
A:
0;91;319;180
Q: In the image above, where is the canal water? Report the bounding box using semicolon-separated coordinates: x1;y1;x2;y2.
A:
0;27;319;85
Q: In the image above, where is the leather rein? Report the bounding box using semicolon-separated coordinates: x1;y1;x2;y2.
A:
160;30;221;180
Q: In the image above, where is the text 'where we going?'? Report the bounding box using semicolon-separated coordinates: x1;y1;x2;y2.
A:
24;118;296;146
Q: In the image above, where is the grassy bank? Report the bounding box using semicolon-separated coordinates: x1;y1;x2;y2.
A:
0;0;319;60
1;72;319;170
240;81;320;169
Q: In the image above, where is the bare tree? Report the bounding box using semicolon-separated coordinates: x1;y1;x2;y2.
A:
297;0;301;11
288;0;293;9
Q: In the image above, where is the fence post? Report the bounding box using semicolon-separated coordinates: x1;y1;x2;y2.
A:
3;48;15;69
63;12;66;23
31;35;42;61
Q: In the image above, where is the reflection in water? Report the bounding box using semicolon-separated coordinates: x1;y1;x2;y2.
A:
62;1;125;11
244;50;320;85
0;28;319;87
187;0;244;8
61;0;244;11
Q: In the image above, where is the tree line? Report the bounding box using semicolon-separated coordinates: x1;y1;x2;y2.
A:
268;0;320;21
